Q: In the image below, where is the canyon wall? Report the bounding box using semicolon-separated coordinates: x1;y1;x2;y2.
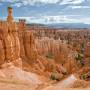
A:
18;20;37;66
0;7;21;67
84;42;90;66
0;7;79;77
35;37;77;74
0;18;77;76
0;21;21;67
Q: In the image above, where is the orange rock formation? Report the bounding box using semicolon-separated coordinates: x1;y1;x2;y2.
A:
0;7;20;67
0;6;79;79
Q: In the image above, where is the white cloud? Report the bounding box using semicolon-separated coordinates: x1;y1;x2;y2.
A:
2;0;60;4
70;6;90;9
1;0;86;7
80;18;90;24
60;0;85;5
8;0;60;7
1;0;20;3
12;2;22;7
31;0;59;4
14;15;90;24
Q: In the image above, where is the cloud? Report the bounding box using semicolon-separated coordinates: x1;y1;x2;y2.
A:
79;18;90;24
1;0;60;4
1;0;85;7
30;0;59;4
14;15;90;24
60;0;85;5
12;2;22;7
70;5;90;9
1;0;90;25
7;0;59;7
1;0;20;3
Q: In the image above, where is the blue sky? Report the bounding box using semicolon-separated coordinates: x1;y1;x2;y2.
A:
0;0;90;24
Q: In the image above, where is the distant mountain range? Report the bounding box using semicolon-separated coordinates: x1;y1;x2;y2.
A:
47;23;90;29
27;23;90;29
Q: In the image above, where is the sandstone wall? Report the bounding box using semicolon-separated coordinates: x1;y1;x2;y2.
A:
34;37;78;74
0;18;78;76
84;42;90;66
0;7;78;78
0;21;21;67
35;37;61;55
18;20;37;65
35;37;69;62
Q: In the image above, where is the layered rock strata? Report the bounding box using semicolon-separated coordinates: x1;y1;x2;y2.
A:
0;7;21;67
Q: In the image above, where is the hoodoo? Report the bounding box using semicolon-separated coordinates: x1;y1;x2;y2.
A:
0;7;21;67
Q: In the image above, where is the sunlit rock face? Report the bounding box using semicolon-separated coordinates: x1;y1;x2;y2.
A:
35;37;69;64
24;31;37;64
18;20;37;65
84;42;90;57
0;7;21;68
0;7;78;77
35;37;78;74
0;39;5;65
18;19;26;60
0;22;21;67
84;42;90;66
35;37;62;56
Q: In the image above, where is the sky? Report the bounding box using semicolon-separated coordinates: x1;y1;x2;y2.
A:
0;0;90;24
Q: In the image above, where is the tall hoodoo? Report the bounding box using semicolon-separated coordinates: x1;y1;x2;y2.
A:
7;6;13;23
0;7;21;68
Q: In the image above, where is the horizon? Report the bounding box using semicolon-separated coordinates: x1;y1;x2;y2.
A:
0;0;90;25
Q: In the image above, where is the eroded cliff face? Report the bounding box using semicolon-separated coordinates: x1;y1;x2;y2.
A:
0;7;22;68
0;7;78;81
35;37;77;74
0;19;77;79
18;20;37;66
0;21;21;67
84;42;90;66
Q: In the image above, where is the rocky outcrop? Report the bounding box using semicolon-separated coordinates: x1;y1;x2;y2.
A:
35;37;78;74
0;21;21;67
0;7;21;67
0;7;78;78
84;42;90;57
18;20;37;65
35;37;64;57
24;31;37;63
84;42;90;66
0;39;5;65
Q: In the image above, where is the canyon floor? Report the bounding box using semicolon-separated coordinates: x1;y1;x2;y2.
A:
0;63;89;90
0;74;89;90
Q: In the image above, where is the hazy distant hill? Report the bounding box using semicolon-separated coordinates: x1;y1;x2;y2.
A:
27;23;48;28
27;23;90;29
47;23;90;29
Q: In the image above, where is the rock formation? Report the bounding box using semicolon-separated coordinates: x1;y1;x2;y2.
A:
18;19;37;66
0;6;84;81
0;7;37;69
0;7;21;67
84;42;90;66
